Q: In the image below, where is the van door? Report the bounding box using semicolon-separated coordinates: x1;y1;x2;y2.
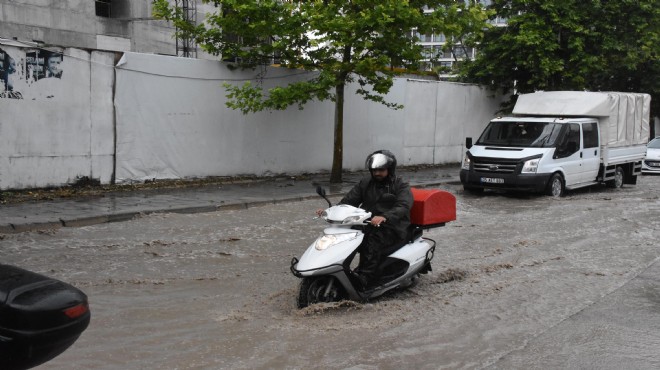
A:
580;121;600;183
553;123;582;187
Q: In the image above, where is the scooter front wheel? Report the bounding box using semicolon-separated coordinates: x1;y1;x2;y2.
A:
297;276;346;309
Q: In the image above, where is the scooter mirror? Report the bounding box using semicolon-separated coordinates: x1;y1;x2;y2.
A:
316;186;332;207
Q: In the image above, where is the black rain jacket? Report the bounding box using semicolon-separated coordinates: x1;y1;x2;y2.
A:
339;175;413;240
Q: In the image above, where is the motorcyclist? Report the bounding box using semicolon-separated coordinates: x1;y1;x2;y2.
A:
332;150;413;289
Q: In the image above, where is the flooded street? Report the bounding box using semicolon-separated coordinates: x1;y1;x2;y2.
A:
2;177;660;369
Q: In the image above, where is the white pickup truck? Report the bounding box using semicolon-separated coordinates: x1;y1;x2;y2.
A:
460;91;651;196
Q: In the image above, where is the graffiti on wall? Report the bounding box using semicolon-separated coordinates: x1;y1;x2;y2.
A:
0;46;64;99
27;50;64;80
0;48;21;99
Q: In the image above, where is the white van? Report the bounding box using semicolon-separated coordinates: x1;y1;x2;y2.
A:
460;91;651;196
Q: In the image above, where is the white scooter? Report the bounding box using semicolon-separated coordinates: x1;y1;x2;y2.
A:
291;186;448;308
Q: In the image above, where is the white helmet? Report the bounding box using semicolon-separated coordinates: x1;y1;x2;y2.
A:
365;150;397;176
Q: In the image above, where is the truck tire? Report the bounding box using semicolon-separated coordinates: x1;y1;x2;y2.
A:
607;166;624;188
546;173;564;197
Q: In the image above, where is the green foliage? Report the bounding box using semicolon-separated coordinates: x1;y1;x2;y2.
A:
152;0;490;112
458;0;660;116
153;0;490;181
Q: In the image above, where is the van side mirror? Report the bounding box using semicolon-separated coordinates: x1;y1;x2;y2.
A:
465;137;473;149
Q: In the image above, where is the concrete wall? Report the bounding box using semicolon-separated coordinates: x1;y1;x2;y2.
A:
1;48;504;190
0;43;116;189
0;1;222;57
0;0;176;54
113;53;503;183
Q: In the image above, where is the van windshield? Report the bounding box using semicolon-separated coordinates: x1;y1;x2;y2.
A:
476;121;564;148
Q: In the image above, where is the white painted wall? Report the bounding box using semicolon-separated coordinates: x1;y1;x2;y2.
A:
1;49;504;190
0;44;116;189
113;53;504;183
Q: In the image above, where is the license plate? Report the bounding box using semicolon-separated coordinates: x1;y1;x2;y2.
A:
481;177;504;184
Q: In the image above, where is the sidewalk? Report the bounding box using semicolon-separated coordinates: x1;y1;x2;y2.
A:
0;165;461;233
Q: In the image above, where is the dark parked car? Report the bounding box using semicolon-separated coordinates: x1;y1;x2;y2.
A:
0;265;90;369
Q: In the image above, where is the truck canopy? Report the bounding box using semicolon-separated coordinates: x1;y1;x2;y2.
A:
512;91;650;147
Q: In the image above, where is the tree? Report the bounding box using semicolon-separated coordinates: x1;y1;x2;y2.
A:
459;0;660;133
153;0;490;182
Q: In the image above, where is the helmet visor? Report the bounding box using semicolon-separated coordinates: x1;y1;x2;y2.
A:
368;153;389;169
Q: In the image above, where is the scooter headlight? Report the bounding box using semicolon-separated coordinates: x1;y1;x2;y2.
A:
315;232;358;250
315;235;336;250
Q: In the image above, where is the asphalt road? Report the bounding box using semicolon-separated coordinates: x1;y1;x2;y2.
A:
1;176;659;369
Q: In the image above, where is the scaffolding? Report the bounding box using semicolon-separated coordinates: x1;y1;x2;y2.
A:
175;0;197;58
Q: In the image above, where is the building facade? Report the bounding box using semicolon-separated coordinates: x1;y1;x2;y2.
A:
414;1;506;77
0;0;216;57
1;1;504;69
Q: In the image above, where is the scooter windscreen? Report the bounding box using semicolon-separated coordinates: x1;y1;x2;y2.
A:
295;228;364;273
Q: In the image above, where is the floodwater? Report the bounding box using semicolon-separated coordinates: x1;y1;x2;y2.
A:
2;177;660;369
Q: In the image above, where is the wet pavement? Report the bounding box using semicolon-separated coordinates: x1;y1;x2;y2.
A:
2;165;660;369
0;165;460;233
490;258;660;369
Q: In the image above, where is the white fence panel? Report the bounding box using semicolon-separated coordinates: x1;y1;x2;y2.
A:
1;48;504;190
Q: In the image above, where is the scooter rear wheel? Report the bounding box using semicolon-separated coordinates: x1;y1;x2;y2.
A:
297;276;346;309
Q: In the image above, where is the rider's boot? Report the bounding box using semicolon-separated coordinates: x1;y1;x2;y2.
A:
353;255;380;290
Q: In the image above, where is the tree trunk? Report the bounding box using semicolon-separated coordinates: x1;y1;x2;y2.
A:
330;82;345;183
330;46;352;183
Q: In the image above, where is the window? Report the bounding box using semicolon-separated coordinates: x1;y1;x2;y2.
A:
582;122;599;148
419;33;433;42
567;123;581;148
554;123;581;158
477;121;565;148
422;45;434;59
96;0;111;18
452;46;468;58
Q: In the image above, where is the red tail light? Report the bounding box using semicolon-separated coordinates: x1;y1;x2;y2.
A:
63;303;89;319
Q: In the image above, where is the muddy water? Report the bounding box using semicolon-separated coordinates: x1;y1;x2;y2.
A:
2;177;660;369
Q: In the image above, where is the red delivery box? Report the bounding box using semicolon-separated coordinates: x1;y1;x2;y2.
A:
410;188;456;226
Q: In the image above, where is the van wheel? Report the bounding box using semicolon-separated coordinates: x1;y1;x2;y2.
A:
607;166;624;188
546;173;564;197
